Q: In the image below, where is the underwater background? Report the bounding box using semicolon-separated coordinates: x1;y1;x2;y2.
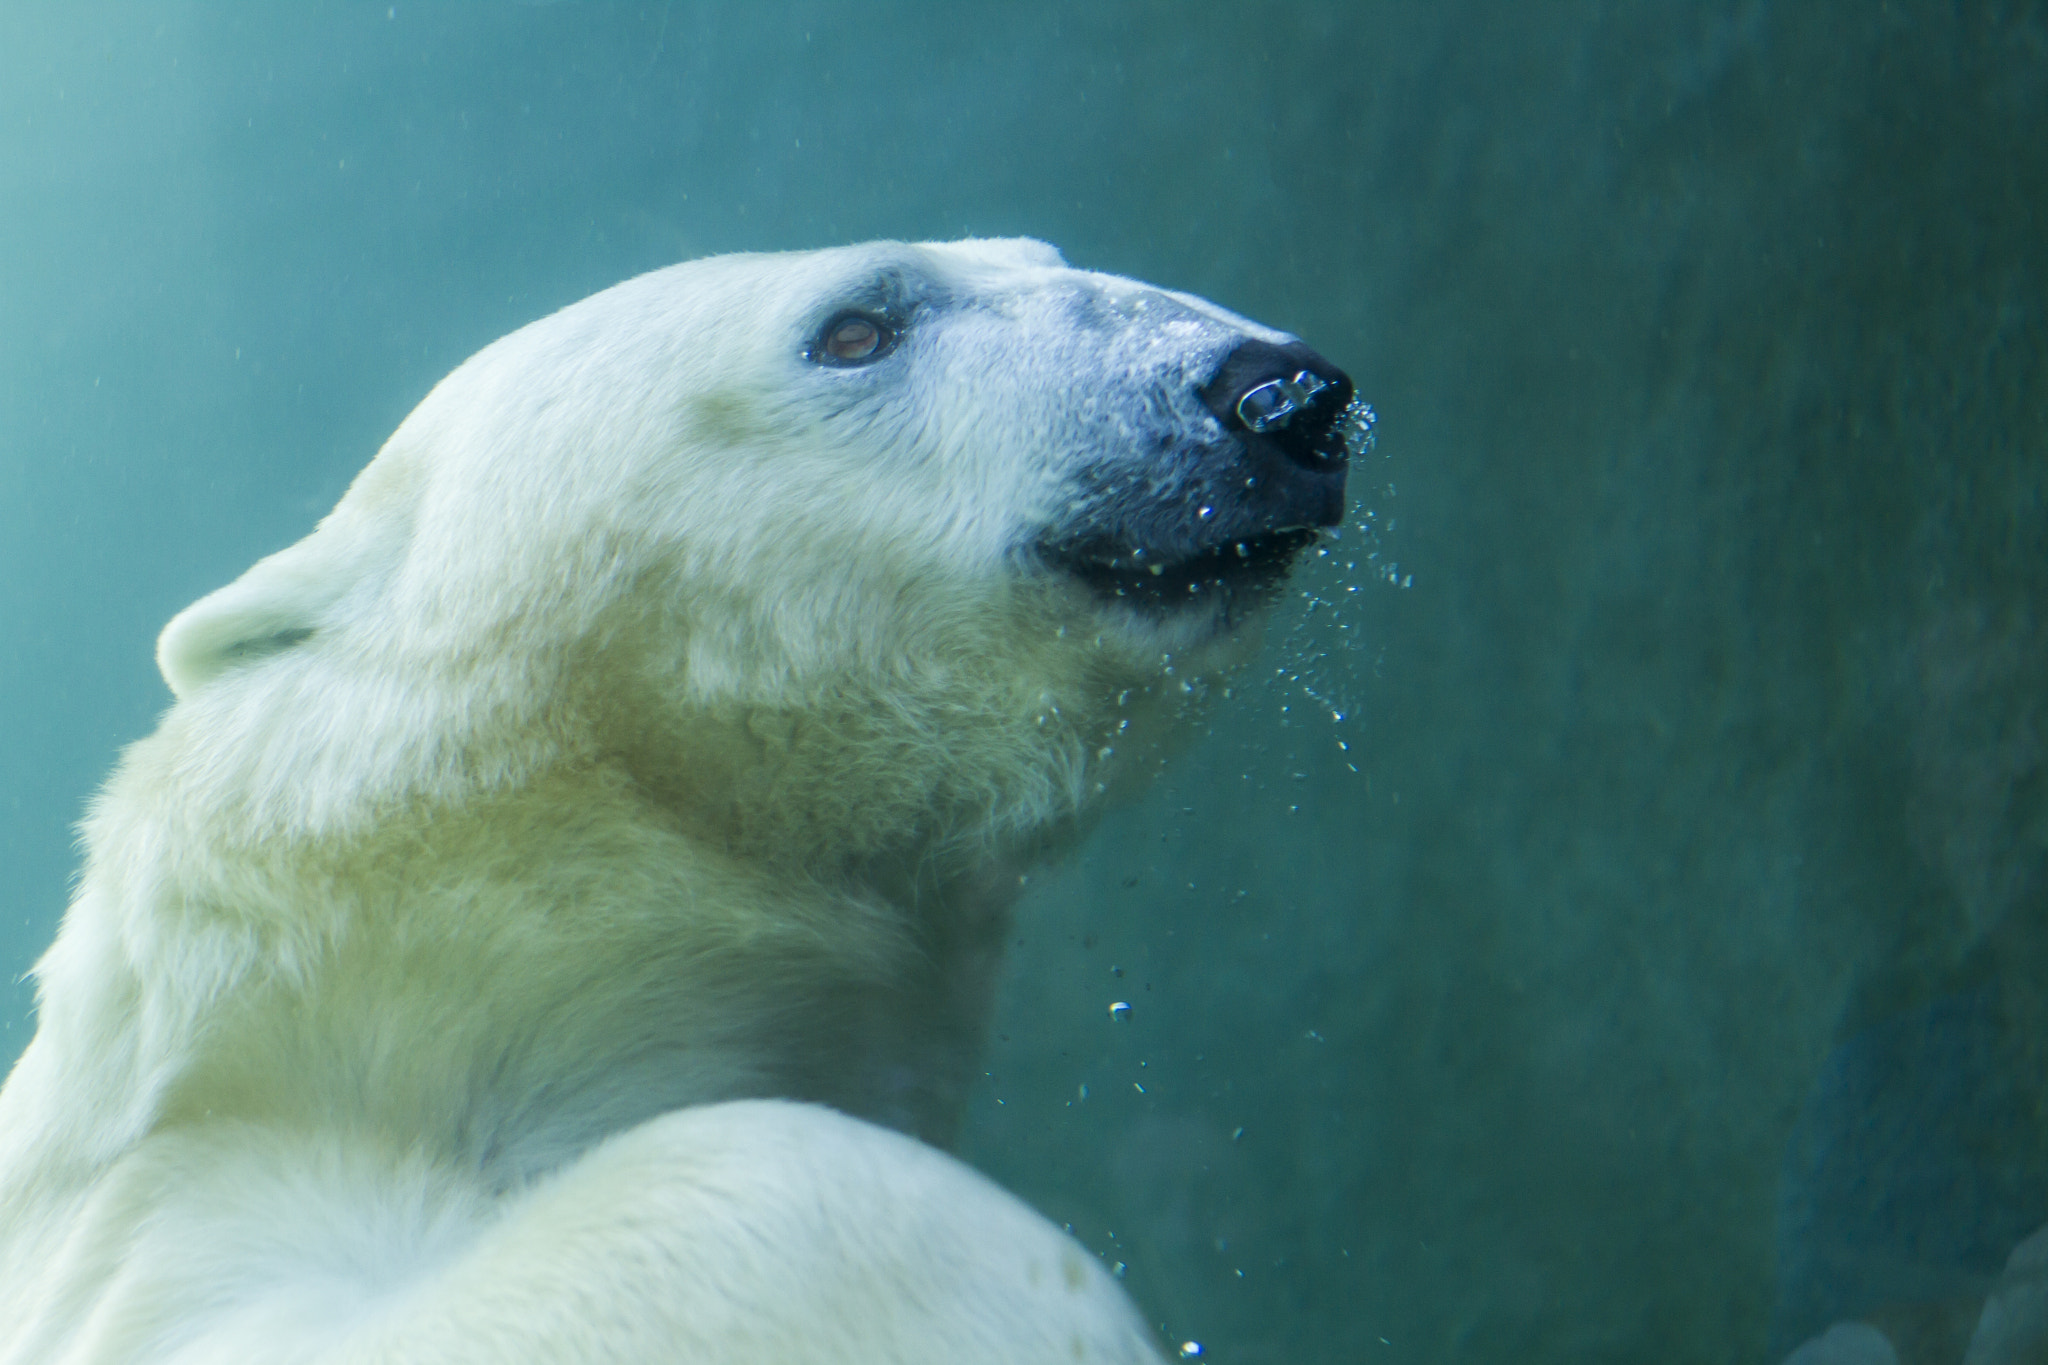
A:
2;3;2044;1361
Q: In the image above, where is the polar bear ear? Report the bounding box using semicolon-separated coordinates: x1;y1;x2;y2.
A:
156;514;380;699
944;237;1066;270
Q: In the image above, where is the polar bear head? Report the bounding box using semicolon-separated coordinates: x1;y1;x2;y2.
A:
151;239;1360;867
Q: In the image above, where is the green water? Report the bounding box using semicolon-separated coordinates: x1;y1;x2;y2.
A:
2;5;2043;1361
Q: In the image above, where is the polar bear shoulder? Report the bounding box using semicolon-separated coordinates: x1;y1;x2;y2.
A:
6;1101;1156;1365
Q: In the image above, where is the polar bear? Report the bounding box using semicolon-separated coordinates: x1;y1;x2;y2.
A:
0;239;1361;1364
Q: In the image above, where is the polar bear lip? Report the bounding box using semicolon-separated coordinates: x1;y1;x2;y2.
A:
1047;526;1321;613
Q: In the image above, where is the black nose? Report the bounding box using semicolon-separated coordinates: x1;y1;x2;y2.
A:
1198;339;1355;471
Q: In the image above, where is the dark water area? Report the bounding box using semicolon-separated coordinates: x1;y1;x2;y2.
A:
3;3;2044;1361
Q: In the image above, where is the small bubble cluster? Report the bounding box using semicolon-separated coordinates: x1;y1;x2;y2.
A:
1335;397;1377;458
1270;410;1403;734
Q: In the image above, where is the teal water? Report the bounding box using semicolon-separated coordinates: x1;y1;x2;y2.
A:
3;5;2044;1361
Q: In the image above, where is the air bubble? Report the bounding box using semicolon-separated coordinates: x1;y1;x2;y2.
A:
1179;1343;1204;1359
1108;1001;1131;1021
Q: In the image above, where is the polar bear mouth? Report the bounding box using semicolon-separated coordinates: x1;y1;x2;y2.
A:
1048;527;1321;612
1034;338;1361;619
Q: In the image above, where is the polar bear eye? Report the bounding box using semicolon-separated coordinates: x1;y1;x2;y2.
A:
810;312;896;366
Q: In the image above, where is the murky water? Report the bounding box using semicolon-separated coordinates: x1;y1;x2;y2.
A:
3;5;2043;1361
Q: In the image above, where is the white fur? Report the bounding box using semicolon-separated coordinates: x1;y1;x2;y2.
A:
0;240;1302;1363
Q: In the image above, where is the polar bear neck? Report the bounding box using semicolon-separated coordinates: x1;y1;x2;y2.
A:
18;595;1187;1190
23;764;1033;1192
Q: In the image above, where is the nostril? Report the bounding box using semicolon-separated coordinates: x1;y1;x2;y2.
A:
1199;339;1356;470
1235;370;1337;433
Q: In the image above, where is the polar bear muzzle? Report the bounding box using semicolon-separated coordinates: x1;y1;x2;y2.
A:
1043;336;1361;615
